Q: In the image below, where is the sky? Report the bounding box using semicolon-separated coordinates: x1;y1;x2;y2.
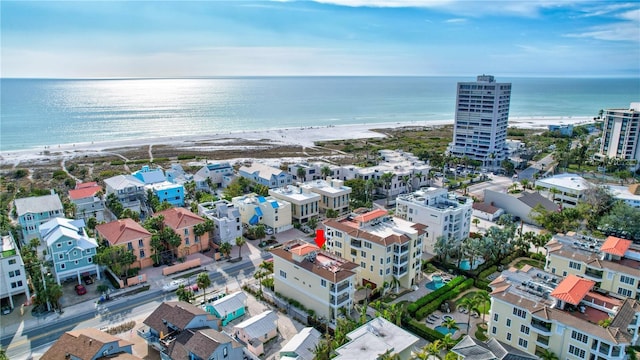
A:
1;0;639;78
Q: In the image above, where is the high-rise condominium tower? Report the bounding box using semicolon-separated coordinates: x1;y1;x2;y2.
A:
448;75;511;168
599;102;640;170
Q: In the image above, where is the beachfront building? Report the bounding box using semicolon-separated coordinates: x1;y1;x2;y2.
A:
288;161;350;182
95;218;154;269
197;200;242;245
484;189;559;225
598;102;640;170
488;265;640;359
238;162;293;189
323;208;425;290
0;232;30;310
534;173;592;208
395;187;472;254
104;174;146;213
269;185;320;224
545;234;640;300
194;161;234;190
133;165;185;207
42;328;139;360
232;194;293;233
40;218;100;284
232;310;279;357
154;208;211;256
305;178;352;215
548;124;574;137
605;184;640;208
279;327;322;360
165;163;193;185
333;317;419;360
448;75;511;169
14;193;64;242
68;182;105;222
271;239;358;323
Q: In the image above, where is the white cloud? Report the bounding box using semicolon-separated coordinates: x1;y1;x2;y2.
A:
566;8;640;42
444;18;466;23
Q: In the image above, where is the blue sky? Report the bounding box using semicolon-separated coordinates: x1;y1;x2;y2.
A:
2;1;639;78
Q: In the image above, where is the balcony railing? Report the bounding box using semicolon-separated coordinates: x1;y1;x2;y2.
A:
536;334;549;347
393;266;408;276
330;282;350;293
530;319;552;335
393;244;409;255
331;294;350;306
584;269;603;280
350;239;362;248
393;255;409;266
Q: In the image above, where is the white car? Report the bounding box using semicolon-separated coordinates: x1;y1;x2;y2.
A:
266;228;274;235
162;279;187;292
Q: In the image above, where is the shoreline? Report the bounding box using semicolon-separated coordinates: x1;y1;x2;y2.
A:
0;116;595;167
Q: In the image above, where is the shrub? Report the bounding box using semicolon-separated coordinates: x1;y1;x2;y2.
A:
530;252;545;261
403;319;444;342
407;276;465;315
178;154;196;160
414;278;474;320
105;321;136;335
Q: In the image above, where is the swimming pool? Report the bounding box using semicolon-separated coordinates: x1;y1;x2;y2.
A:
434;323;468;336
425;275;444;290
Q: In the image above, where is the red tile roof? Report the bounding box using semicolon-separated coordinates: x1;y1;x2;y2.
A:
95;218;151;246
353;208;388;223
69;182;102;200
156;208;205;230
601;236;632;257
290;243;319;256
550;274;595;305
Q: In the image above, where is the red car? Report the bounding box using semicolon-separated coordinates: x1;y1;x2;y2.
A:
75;284;87;295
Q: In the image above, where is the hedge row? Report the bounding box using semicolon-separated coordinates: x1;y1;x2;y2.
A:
415;278;474;320
478;265;498;280
407;276;465;315
403;318;444;342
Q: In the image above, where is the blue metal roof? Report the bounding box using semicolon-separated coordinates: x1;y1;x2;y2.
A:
257;196;266;203
270;201;279;209
255;207;263;216
249;215;259;225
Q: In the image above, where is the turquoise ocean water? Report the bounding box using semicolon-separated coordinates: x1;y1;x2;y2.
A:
1;77;638;151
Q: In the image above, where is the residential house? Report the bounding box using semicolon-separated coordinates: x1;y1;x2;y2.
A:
324;208;425;291
545;233;640;300
95;218;154;269
451;335;538;360
278;327;321;360
133;165;185;207
163;328;244;360
232;194;293;233
287;161;345;182
534;173;592;208
132;165;167;184
488;266;640;359
238;162;292;189
395;187;472;254
104;175;146;213
271;239;358;322
334;317;419;360
472;202;505;222
139;301;220;353
483;190;559;225
269;185;320;224
194;162;234;190
0;232;30;310
155;208;210;257
304;178;352;215
69;182;105;222
232;310;278;357
198;200;242;245
14;193;64;242
548;124;574;137
40;218;100;284
42;328;139;360
205;291;248;326
165;164;193;185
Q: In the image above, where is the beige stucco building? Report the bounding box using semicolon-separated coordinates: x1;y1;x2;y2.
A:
232;193;293;233
269;185;320;224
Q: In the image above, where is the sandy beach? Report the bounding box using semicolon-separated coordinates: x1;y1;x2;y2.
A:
0;116;595;167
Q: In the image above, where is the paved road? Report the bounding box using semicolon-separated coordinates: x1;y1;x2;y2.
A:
518;153;555;181
3;253;271;359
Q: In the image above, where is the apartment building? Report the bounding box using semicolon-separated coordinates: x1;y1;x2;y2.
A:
323;208;425;290
232;194;293;233
193;161;234;190
0;232;30;310
305;178;352;215
489;265;640;359
95;218;154;269
68;182;105;222
104;175;146;213
197;200;242;245
154;208;210;256
14;193;64;242
395;187;472;254
238;162;292;189
448;75;511;168
271;239;358;322
269;185;320;224
334;317;419;360
545;234;640;300
599;102;640;169
535;173;591;208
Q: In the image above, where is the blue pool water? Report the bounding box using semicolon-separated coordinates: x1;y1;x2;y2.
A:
459;260;471;271
425;275;444;290
434;323;468;335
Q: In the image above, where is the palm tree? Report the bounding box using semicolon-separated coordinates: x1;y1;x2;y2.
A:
378;349;400;360
296;167;306;182
442;317;459;332
457;296;479;335
390;276;401;294
425;340;444;360
321;165;331;179
176;284;195;303
473;291;491;324
538;349;560;360
380;172;395;206
235;236;246;259
219;242;232;259
196;272;211;303
472;218;480;231
401;175;411;194
413;171;423;189
440;333;456;350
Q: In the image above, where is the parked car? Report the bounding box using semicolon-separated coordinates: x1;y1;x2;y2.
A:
162;279;187;292
75;284;87;295
1;306;11;315
265;228;274;235
82;275;93;285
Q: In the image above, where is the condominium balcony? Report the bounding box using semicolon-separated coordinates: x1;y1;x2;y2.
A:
393;244;409;255
535;334;550;347
330;282;350;294
350;239;362;248
393;254;409;267
583;268;604;280
393;265;408;277
330;294;350;306
530;318;552;335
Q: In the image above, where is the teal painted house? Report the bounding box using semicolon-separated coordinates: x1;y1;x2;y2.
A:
132;165;185;207
14;193;64;242
205;291;248;326
40;218;100;284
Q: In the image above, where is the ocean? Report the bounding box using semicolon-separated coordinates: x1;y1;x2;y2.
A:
1;77;639;151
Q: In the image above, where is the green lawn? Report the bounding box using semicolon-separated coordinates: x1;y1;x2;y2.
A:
514;258;545;269
456;291;490;315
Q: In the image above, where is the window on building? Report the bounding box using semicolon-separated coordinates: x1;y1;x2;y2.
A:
364;242;372;249
60;263;66;269
493;313;498;322
618;287;633;297
386;268;390;274
138;239;144;247
280;270;287;279
492;326;497;334
568;345;586;358
520;325;530;335
506;318;511;327
360;250;366;258
569;261;581;270
360;262;366;268
379;269;383;275
9;271;15;277
571;330;588;344
506;333;511;341
321;279;327;287
620;275;635;286
88;257;93;263
517;338;528;348
8;259;16;265
140;249;145;258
